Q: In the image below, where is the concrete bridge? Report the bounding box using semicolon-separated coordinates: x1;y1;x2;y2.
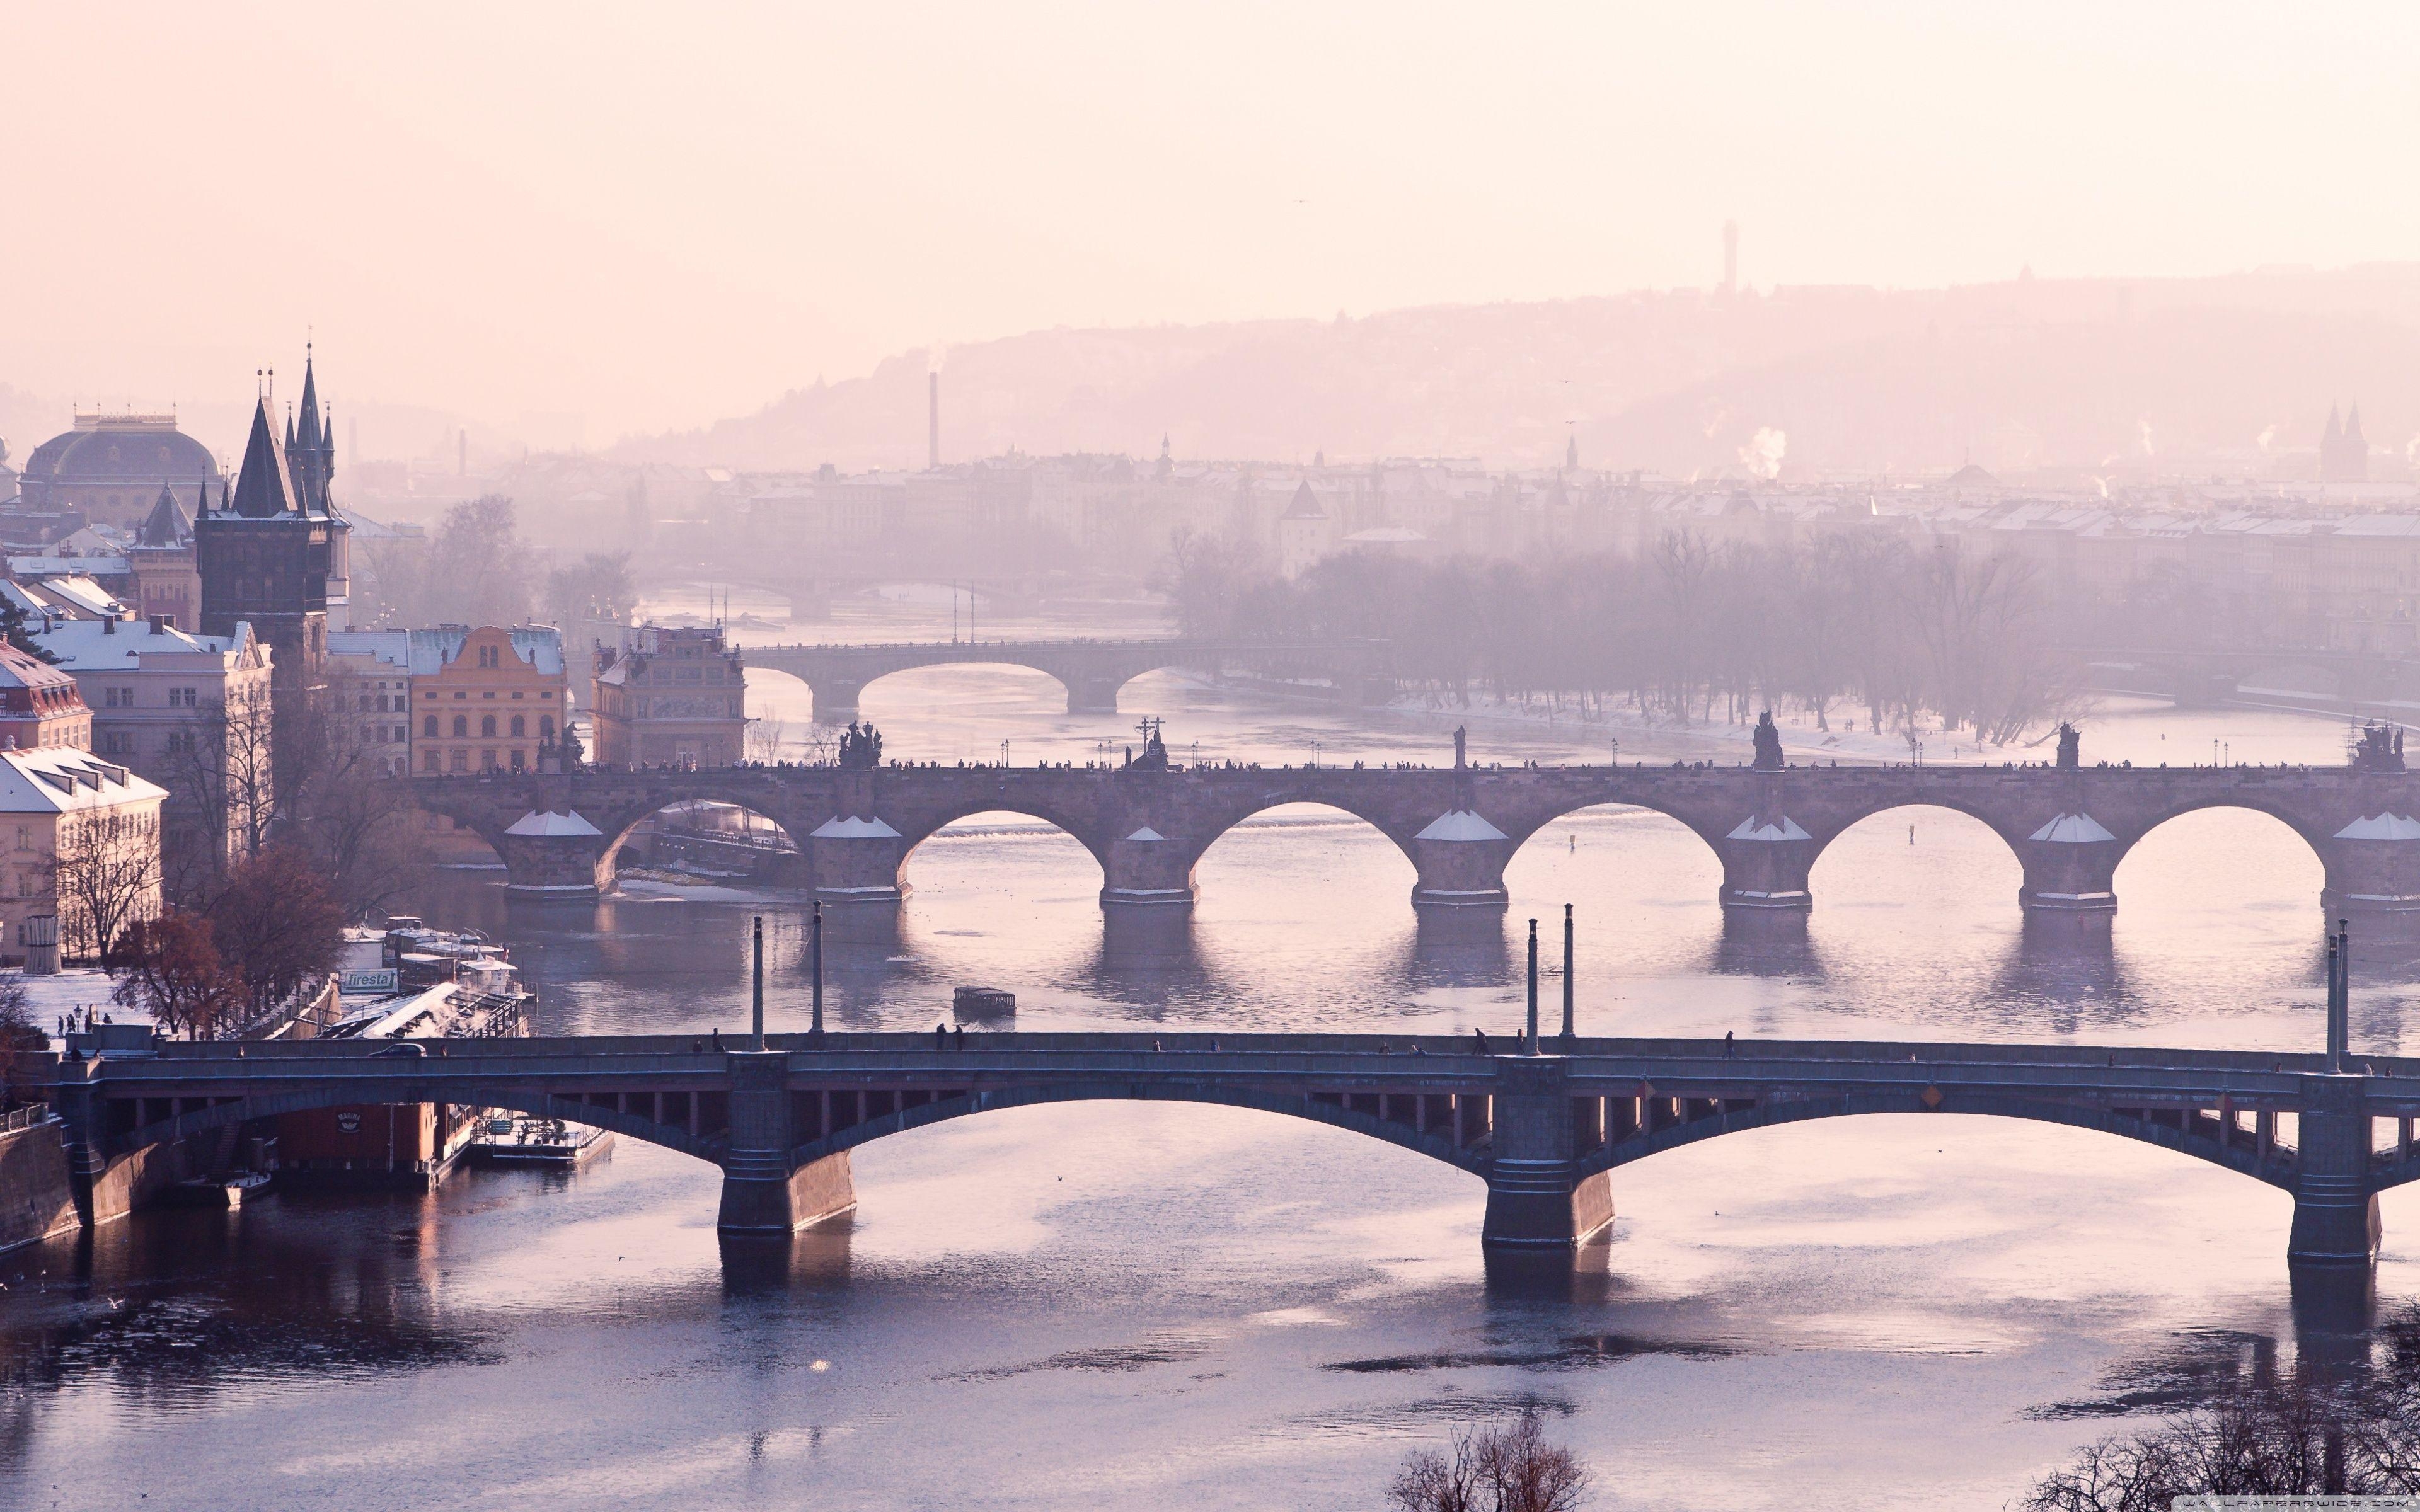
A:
409;760;2420;916
744;638;1381;723
33;1031;2418;1266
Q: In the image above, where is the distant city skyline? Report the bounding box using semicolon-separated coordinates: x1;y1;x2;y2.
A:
4;3;2417;444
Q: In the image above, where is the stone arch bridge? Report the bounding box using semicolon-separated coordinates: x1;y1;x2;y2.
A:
744;638;1385;723
38;1031;2419;1267
407;761;2420;917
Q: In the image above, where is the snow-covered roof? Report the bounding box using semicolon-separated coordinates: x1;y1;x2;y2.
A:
0;747;167;814
504;808;602;837
327;626;566;677
35;616;250;670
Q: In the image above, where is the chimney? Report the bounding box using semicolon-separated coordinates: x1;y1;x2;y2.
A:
148;614;163;633
103;616;115;635
928;371;940;470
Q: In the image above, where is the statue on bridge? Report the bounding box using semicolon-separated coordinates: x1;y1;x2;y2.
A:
1125;717;1170;772
2353;719;2406;774
2056;721;2080;771
838;721;884;770
1453;725;1467;769
1751;711;1784;771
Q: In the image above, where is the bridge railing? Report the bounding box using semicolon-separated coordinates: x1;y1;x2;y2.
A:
0;1102;52;1136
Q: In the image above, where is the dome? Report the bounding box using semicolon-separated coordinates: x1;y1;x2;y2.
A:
23;415;217;486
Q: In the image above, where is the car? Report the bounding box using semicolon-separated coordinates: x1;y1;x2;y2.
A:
368;1041;428;1058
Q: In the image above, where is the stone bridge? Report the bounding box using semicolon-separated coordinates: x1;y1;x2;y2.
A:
744;638;1381;723
35;1031;2419;1266
407;760;2420;917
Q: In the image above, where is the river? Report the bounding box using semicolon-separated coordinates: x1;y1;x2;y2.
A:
3;585;2412;1510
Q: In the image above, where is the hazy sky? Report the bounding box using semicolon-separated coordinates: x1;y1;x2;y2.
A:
4;2;2416;445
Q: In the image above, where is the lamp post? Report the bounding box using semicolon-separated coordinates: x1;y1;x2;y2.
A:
1525;918;1540;1055
1562;903;1574;1040
810;902;824;1036
750;915;765;1051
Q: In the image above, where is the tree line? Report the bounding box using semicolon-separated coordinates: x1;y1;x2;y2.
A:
1158;529;2084;747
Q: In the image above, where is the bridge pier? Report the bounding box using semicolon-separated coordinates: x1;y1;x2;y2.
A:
2320;832;2420;917
1100;828;1197;907
2286;1073;2380;1268
809;680;867;726
804;820;908;903
1061;674;1124;716
2016;820;2121;915
1714;774;1814;912
1480;1057;1614;1251
716;1050;857;1234
1409;810;1512;908
498;820;614;896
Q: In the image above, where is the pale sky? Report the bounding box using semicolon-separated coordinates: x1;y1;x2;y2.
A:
3;2;2416;444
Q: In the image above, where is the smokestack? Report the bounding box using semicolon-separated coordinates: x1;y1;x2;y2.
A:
1723;220;1738;297
928;371;940;471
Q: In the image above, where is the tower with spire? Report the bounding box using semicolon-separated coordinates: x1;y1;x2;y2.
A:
196;348;351;748
2322;400;2370;483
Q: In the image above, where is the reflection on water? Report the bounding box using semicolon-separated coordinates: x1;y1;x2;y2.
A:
12;663;2420;1510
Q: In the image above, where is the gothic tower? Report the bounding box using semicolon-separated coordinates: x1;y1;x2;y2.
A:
197;357;344;749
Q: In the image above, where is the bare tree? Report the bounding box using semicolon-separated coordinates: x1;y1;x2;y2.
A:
111;912;241;1041
0;975;39;1103
159;679;277;901
204;845;343;1021
1387;1414;1590;1512
745;714;791;764
45;808;162;966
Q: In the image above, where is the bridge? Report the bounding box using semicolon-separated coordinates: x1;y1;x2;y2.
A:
2090;646;2420;709
410;759;2420;915
33;1030;2414;1268
744;638;1383;723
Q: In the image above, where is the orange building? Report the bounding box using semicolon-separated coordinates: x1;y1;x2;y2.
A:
410;626;568;776
0;638;92;750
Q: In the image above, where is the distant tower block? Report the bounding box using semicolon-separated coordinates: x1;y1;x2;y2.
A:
458;427;468;476
928;371;940;470
1723;220;1739;297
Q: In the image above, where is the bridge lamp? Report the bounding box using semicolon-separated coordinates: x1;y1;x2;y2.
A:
1525;918;1540;1055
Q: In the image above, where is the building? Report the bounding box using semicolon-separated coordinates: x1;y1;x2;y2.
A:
323;629;418;778
33;616;274;880
591;624;746;768
0;747;166;965
0;641;91;751
127;484;202;629
2322;403;2371;483
196;353;351;738
1277;478;1334;578
16;413;221;528
405;625;568;776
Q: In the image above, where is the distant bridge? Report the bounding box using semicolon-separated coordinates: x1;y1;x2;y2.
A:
744;638;1384;722
407;759;2420;916
38;1031;2410;1266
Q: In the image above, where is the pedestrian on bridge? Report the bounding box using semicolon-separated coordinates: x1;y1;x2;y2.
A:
936;1022;947;1050
954;1025;965;1050
1724;1031;1737;1059
1474;1029;1490;1055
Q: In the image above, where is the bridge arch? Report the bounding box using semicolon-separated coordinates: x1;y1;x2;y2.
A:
1572;1093;2293;1191
113;1082;725;1167
786;1080;1492;1177
1807;802;2028;915
604;796;804;888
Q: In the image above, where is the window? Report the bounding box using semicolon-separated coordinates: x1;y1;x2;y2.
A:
509;715;524;738
377;694;389;713
175;687;197;708
539;715;555;740
358;725;371;745
424;715;439;738
480;714;497;738
452;716;468;738
357;694;372;712
16;827;29;851
480;748;498;771
423;749;439;772
449;749;468;771
510;748;526;772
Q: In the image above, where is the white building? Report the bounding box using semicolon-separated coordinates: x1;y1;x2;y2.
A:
0;747;166;966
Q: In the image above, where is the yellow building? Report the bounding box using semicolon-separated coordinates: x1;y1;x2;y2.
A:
410;626;568;776
0;747;166;966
